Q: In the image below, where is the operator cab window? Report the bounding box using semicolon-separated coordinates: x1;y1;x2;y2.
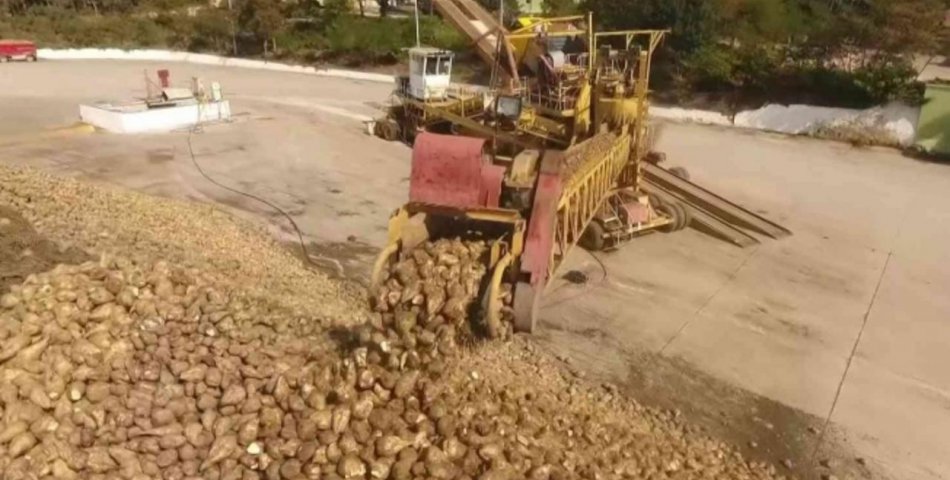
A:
424;55;452;75
438;56;452;75
425;56;439;75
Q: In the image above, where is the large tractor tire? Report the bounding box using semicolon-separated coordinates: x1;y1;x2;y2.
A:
579;219;607;252
671;202;691;231
657;202;691;233
668;166;690;181
374;120;400;142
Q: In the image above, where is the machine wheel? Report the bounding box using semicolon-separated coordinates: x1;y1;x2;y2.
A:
374;120;400;142
27;55;37;62
512;282;541;333
579;219;606;251
669;166;690;181
645;151;667;164
672;202;691;231
657;203;678;233
681;204;693;230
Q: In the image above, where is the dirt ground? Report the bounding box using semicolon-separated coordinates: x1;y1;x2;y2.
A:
2;59;950;480
535;328;871;480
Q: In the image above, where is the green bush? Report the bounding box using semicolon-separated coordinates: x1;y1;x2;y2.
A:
419;15;466;52
677;42;924;109
324;16;404;61
0;9;182;48
274;26;326;61
852;59;923;105
322;15;467;64
186;9;234;52
682;45;738;90
734;45;781;91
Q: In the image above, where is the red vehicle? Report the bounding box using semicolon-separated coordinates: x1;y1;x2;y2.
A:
0;40;38;63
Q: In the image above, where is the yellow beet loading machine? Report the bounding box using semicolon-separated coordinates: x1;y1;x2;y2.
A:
371;9;790;332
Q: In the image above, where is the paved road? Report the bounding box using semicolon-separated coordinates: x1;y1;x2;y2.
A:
2;60;949;480
545;124;950;480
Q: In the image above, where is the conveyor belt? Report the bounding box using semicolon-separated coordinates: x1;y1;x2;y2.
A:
433;0;502;70
642;182;761;248
642;163;791;240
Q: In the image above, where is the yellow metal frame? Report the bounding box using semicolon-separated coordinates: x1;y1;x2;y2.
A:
371;203;527;288
593;30;669;53
397;86;484;130
550;133;632;276
509;15;588;39
379;12;673;292
592;29;668;88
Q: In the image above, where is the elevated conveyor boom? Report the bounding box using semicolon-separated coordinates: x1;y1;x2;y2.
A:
642;163;791;240
432;0;517;81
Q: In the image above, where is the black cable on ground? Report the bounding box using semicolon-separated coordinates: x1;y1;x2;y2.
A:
185;102;344;278
541;247;609;309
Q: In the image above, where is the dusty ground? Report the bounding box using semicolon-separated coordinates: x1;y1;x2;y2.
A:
2;59;950;480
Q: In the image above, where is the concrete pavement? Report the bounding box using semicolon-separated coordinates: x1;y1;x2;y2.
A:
544;124;950;480
2;60;949;480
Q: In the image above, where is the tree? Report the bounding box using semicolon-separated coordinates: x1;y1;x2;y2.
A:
543;0;577;15
321;0;348;25
190;8;234;53
583;0;720;53
239;0;284;56
870;0;945;56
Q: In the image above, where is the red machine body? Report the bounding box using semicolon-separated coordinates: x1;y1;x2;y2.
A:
519;159;562;290
0;40;37;62
409;132;563;315
157;69;171;88
410;132;506;209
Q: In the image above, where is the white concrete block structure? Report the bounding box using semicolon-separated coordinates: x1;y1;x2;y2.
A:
79;100;231;134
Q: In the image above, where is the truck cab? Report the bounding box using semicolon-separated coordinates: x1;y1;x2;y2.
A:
407;47;454;101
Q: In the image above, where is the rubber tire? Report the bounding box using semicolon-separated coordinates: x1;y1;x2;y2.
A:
669;166;690;181
375;121;399;142
387;121;401;141
579;219;606;252
672;202;689;231
657;203;678;233
512;282;540;333
678;204;692;230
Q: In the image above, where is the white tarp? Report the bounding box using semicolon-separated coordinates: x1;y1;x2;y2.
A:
654;101;919;146
734;102;919;146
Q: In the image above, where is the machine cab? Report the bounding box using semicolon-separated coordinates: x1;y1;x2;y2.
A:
408;47;454;101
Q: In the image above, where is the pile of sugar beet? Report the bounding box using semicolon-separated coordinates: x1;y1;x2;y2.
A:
0;232;788;480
